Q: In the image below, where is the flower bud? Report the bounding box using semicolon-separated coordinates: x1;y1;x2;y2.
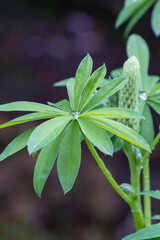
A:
119;56;140;132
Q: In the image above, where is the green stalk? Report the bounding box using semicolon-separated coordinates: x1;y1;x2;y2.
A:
143;132;160;167
123;143;145;230
84;136;133;206
142;132;160;226
143;159;151;226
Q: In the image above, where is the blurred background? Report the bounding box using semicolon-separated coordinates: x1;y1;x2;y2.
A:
0;0;160;239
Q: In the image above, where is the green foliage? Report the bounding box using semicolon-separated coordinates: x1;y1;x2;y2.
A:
115;0;159;37
141;190;160;199
123;223;160;240
0;54;150;197
126;34;160;147
151;0;160;37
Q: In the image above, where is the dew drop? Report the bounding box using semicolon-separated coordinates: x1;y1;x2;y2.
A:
139;92;147;101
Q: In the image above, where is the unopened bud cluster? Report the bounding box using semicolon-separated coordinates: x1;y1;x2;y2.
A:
119;56;140;132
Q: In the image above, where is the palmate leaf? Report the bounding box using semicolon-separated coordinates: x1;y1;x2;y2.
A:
124;0;155;37
53;78;74;87
57;120;81;194
86;116;150;151
81;77;127;113
147;75;160;94
115;0;147;29
74;54;93;111
78;118;113;155
0;127;35;161
47;99;72;113
78;64;107;111
152;215;160;220
33;132;63;197
151;0;160;37
141;190;160;199
148;101;160;114
123;223;160;240
0;112;60;129
27;116;72;154
139;102;154;147
67;78;75;110
81;108;144;119
127;34;149;91
148;83;160;97
0;101;68;114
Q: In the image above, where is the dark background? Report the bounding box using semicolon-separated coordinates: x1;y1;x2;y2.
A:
0;1;159;239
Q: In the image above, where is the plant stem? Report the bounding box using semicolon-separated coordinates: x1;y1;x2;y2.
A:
143;132;160;167
84;136;133;206
143;159;151;226
123;143;145;230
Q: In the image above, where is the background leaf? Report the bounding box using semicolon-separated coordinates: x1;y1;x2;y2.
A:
0;127;35;161
139;102;154;146
151;0;160;37
53;78;74;87
127;34;149;91
27;116;71;154
123;223;160;240
141;190;160;199
146;75;160;94
74;54;93;111
78;118;113;155
33;132;63;197
57;120;81;194
148;101;160;114
115;0;147;28
124;0;155;37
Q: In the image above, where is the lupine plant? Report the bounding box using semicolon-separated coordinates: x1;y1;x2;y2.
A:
115;0;160;37
0;36;160;239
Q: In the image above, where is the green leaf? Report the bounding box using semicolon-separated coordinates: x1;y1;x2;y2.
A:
0;101;67;113
124;0;155;37
127;34;149;91
148;101;160;114
0;127;35;161
110;68;122;78
152;215;160;220
123;223;160;240
27;116;72;154
141;190;160;199
111;135;122;153
86;116;150;151
33;132;63;197
79;64;107;111
148;83;160;97
57;120;81;194
115;0;146;28
139;102;154;145
81;77;127;113
78;118;113;155
74;54;93;111
53;78;74;87
151;0;160;37
67;78;75;110
81;108;144;119
147;75;160;94
0;112;60;129
47;99;72;113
